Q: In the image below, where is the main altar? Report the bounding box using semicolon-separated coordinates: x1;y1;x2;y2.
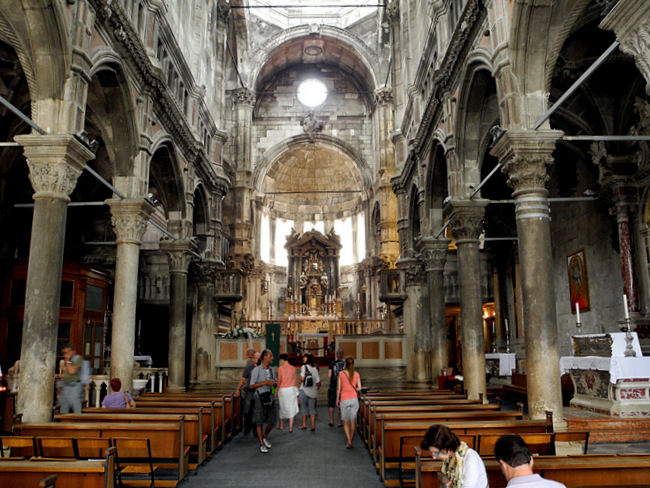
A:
560;332;650;417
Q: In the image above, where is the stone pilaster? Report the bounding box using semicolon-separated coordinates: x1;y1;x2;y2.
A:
491;129;564;422
14;134;94;423
189;261;221;390
107;198;155;395
449;199;488;401
419;237;451;381
601;0;650;94
161;239;197;392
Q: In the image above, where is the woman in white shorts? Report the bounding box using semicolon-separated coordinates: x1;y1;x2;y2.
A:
336;356;361;449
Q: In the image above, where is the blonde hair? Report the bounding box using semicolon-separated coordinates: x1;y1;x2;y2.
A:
344;356;355;383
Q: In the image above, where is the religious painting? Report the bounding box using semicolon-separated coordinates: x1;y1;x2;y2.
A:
567;249;590;312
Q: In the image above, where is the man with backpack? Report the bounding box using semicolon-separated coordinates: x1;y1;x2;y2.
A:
327;348;345;427
57;344;84;413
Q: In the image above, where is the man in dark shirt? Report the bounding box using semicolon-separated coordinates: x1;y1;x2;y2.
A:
327;348;345;427
234;348;260;435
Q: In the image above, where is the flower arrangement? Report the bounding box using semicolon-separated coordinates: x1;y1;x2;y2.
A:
221;327;261;339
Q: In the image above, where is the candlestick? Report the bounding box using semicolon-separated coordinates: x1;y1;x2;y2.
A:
624;294;630;319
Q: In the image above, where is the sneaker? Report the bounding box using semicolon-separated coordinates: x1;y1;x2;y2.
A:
260;444;269;453
262;437;272;449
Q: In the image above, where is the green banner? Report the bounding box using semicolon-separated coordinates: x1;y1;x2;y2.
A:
265;323;281;368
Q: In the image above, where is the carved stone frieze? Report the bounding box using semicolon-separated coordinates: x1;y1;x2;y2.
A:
399;257;426;287
226;253;256;275
448;200;487;241
107;198;156;245
374;87;393;107
380;254;398;270
233;88;256;107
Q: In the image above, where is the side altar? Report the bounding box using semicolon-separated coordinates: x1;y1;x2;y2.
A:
560;333;650;417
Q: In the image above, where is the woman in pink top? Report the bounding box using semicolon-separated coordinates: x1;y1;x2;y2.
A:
276;353;299;432
336;356;361;449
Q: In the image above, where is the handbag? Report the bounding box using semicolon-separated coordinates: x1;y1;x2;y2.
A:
124;392;134;408
258;391;273;407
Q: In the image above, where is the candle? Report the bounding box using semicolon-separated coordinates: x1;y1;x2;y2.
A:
575;302;580;324
504;318;509;335
624;294;630;319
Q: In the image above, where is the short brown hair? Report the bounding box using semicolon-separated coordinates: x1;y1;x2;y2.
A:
421;424;460;452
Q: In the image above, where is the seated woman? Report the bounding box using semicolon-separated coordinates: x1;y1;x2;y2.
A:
101;378;136;408
421;424;487;488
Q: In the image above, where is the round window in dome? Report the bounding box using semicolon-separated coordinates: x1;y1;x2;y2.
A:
297;79;328;107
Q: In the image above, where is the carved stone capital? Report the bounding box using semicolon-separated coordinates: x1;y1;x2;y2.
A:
15;134;95;200
490;130;563;192
611;185;639;221
601;0;650;93
189;260;221;287
233;88;256;107
106;198;156;245
417;237;450;272
226;253;256;275
161;239;197;273
448;199;488;242
374;87;393;107
398;257;426;287
217;0;231;24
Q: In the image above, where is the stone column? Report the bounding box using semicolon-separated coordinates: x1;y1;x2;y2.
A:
601;0;650;95
106;198;155;394
419;237;451;381
449;199;488;401
189;261;220;390
14;135;94;422
398;257;428;381
491;129;564;421
612;186;640;314
376;88;400;268
161;240;196;392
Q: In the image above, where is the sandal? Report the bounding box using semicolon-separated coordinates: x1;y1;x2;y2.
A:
299;425;307;430
329;423;334;427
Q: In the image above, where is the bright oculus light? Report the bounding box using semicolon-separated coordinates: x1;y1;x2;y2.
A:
297;79;328;107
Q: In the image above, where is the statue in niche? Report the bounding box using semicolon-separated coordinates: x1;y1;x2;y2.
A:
320;272;328;290
300;110;324;142
299;271;307;289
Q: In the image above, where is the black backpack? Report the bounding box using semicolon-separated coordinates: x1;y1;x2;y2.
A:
303;366;314;387
331;361;344;386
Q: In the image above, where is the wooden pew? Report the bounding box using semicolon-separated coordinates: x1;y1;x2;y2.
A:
83;404;219;455
0;446;115;488
379;416;553;484
503;372;527;402
56;412;207;468
373;410;525;468
132;400;227;447
415;451;650;488
18;422;188;488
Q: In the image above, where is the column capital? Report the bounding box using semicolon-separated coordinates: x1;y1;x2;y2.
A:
161;239;197;273
233;88;256;108
15;134;95;200
397;256;426;287
189;260;222;286
374;87;393;106
106;198;155;245
490;130;563;192
448;199;488;242
611;185;639;221
417;237;450;272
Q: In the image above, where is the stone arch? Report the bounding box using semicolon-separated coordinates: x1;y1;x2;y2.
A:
0;2;70;122
87;50;140;177
408;183;421;252
250;25;380;93
148;137;187;224
425;142;449;233
455;64;499;198
192;182;211;257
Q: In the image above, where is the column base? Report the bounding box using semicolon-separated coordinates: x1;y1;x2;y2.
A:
166;384;187;393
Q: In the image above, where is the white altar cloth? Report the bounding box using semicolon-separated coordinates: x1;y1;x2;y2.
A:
560;356;650;383
485;353;516;376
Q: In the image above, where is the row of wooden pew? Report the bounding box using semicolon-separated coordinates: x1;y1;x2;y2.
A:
357;389;627;488
0;389;242;487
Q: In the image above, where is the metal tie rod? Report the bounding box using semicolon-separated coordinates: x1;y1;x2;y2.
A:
563;135;650;141
470;163;503;199
0;94;46;135
533;41;619;130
